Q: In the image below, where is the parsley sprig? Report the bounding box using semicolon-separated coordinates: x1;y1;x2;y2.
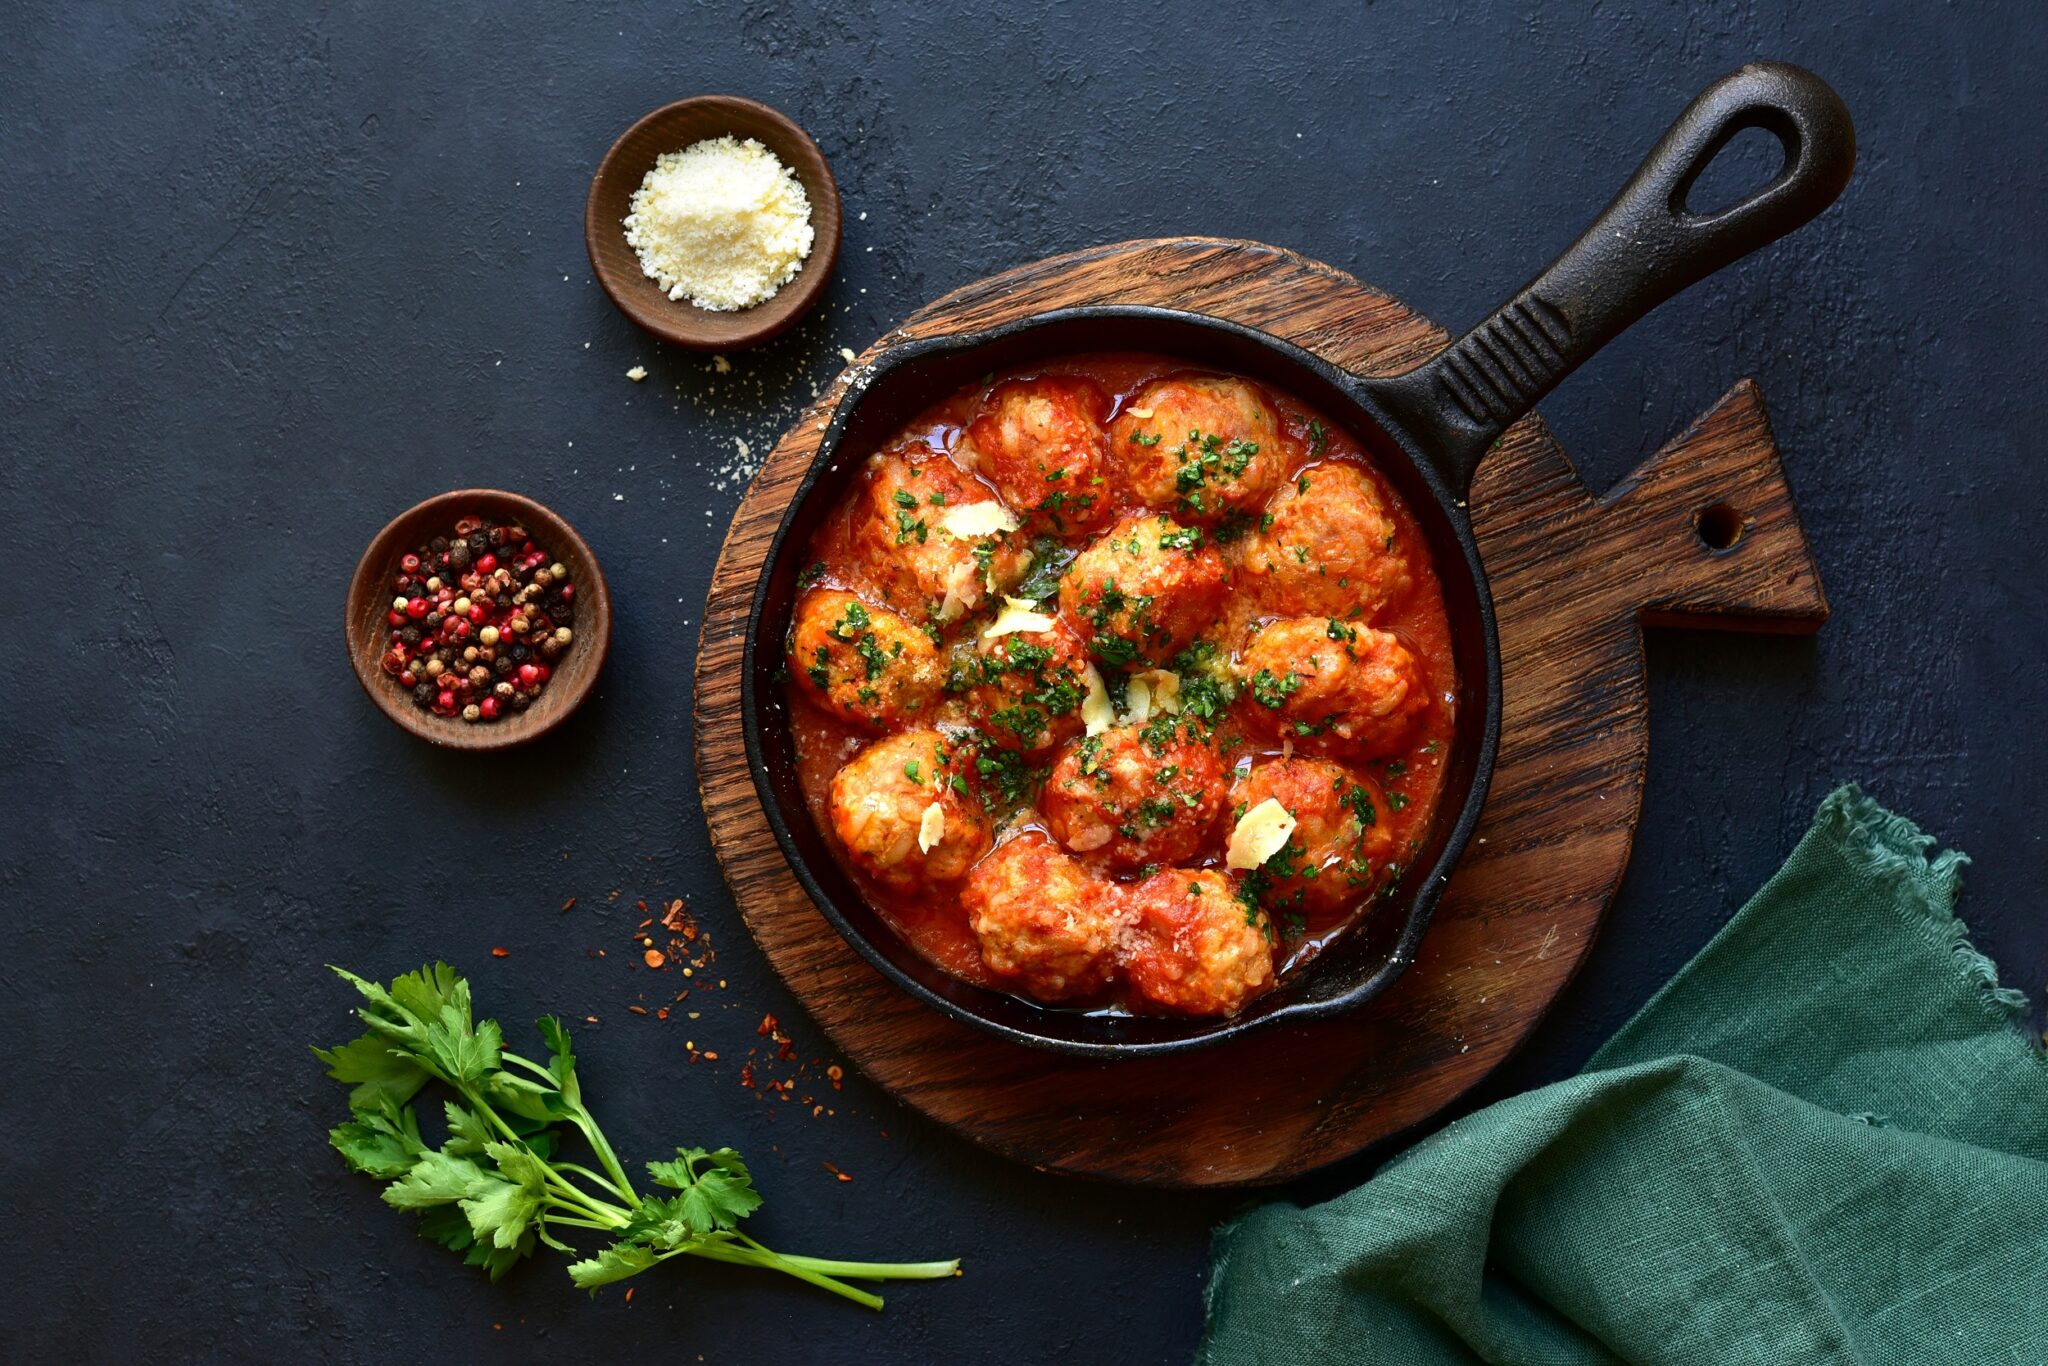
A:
315;963;958;1308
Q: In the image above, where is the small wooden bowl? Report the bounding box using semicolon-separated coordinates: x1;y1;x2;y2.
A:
345;490;612;750
585;96;842;350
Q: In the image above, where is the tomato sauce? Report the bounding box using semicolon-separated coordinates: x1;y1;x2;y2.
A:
784;354;1458;1014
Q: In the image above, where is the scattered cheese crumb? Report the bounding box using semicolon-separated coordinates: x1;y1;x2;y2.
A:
1079;663;1115;735
1126;406;1154;419
712;354;732;373
1227;798;1298;871
982;596;1056;640
917;801;946;854
939;501;1019;539
623;137;814;311
838;347;858;363
626;365;648;382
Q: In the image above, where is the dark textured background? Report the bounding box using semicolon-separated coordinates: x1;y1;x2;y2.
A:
4;2;2043;1362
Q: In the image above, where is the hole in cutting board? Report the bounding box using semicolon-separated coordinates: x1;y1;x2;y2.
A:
1682;125;1789;216
1694;502;1745;551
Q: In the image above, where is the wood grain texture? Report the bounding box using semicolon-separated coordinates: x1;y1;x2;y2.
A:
692;238;1826;1187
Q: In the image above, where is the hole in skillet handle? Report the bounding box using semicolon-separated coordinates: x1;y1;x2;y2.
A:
1679;125;1793;218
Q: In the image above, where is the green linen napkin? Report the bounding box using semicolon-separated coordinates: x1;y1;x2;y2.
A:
1201;786;2048;1365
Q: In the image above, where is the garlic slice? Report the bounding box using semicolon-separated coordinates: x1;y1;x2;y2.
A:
939;500;1019;539
1226;798;1297;872
1131;668;1180;716
1079;663;1115;735
982;596;1055;640
917;801;946;854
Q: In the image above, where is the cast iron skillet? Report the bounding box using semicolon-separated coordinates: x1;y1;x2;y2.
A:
741;62;1854;1056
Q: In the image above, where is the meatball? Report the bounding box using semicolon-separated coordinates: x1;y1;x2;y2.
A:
1058;513;1228;668
959;377;1113;535
789;588;944;729
1232;463;1413;620
1121;869;1275;1017
845;448;1030;624
1042;720;1224;871
962;832;1124;1001
827;729;993;892
1227;758;1396;916
1107;376;1289;524
963;617;1094;756
1238;617;1429;758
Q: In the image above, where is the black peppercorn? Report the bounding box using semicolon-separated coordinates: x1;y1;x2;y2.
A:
510;644;531;663
424;612;445;631
412;681;435;707
467;532;489;557
399;626;421;646
448;542;472;569
493;656;514;676
429;536;449;553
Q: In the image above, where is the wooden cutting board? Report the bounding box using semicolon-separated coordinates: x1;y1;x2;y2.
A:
692;237;1826;1187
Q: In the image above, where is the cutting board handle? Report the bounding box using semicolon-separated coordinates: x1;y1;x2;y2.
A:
1364;61;1855;493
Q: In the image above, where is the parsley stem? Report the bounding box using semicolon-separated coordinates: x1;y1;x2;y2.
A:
461;1086;627;1224
678;1243;886;1310
733;1231;959;1281
540;1210;618;1232
551;1159;632;1204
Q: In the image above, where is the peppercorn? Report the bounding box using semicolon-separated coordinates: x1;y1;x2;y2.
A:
379;512;576;726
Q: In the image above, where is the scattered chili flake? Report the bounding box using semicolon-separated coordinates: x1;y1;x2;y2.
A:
560;897;577;912
702;1051;719;1061
584;1015;599;1024
624;1287;634;1304
643;949;666;969
627;1005;648;1016
757;1014;779;1036
490;947;510;958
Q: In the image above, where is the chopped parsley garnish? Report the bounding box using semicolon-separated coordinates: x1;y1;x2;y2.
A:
1306;418;1329;458
1157;525;1204;553
797;561;827;590
1249;668;1302;709
903;760;921;782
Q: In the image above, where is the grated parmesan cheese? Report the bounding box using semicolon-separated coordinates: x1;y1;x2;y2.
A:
623;137;815;312
625;365;648;382
917;801;946;854
1226;798;1298;871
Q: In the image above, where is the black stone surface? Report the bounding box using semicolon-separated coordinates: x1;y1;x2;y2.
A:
5;4;2043;1362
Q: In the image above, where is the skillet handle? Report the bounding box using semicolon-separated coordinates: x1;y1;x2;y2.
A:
1361;61;1854;495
